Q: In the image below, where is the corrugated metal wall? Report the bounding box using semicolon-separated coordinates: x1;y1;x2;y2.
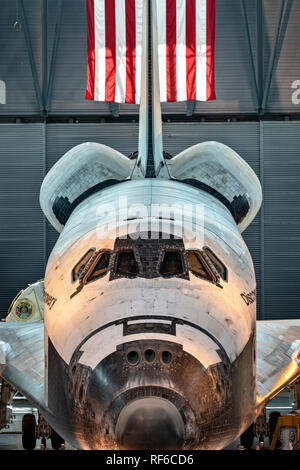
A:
262;122;300;319
1;0;300;116
0;124;44;316
0;121;299;320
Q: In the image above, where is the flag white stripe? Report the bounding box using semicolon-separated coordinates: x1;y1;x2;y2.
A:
176;0;186;102
157;0;167;103
115;0;126;103
135;0;143;104
196;0;207;101
94;0;106;101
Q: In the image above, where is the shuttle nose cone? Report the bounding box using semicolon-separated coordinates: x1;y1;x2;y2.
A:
115;397;185;450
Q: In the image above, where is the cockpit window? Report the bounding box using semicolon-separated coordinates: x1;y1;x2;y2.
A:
70;240;227;300
159;250;184;277
204;248;227;281
115;250;139;277
86;251;111;283
188;251;212;280
72;248;95;281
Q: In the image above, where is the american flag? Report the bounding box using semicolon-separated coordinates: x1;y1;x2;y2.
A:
86;0;143;104
156;0;216;102
86;0;216;104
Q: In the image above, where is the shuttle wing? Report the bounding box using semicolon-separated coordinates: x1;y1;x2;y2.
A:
0;323;45;408
256;320;300;407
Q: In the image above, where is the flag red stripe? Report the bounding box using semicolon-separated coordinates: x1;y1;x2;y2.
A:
86;0;95;100
166;0;177;102
206;0;216;100
186;0;196;101
105;0;116;101
125;0;136;103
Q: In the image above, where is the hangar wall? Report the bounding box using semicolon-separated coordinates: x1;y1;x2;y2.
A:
0;121;299;321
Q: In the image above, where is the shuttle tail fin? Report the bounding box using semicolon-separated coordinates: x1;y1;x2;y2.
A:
134;0;169;179
135;0;149;177
151;0;169;178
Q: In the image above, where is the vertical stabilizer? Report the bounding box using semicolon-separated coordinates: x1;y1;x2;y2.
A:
151;0;169;178
134;0;169;179
135;0;149;177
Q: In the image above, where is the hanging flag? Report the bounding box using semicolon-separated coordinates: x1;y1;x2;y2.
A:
156;0;216;102
86;0;144;104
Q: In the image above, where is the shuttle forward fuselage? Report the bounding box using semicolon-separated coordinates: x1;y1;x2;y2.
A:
43;179;257;449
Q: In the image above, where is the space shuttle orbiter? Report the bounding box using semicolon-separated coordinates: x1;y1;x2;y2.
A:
1;0;300;450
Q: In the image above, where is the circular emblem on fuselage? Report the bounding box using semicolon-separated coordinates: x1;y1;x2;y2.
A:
13;299;35;321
